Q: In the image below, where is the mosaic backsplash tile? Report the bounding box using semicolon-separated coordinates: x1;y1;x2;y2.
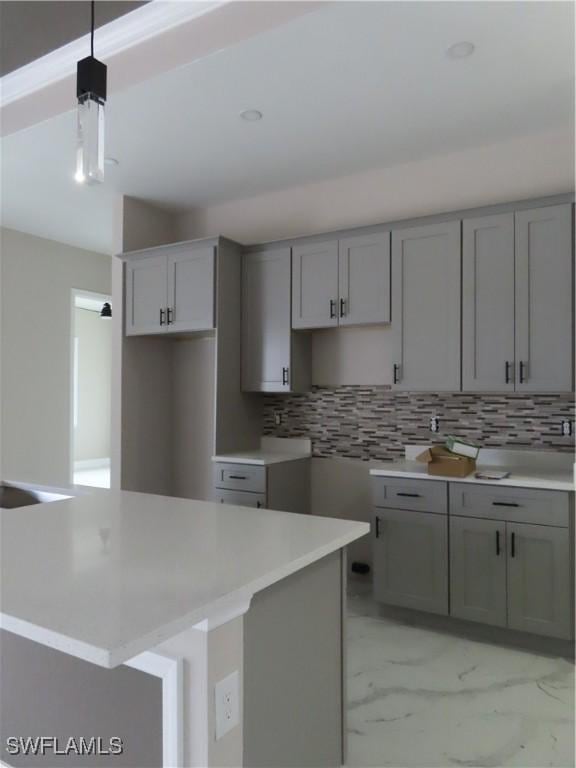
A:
262;387;575;461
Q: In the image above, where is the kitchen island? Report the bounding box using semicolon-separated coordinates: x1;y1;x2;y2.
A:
1;489;368;767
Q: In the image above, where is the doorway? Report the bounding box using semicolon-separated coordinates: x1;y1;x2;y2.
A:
71;290;112;488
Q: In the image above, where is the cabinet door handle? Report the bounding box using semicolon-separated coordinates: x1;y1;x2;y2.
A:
159;308;165;326
229;475;247;481
282;367;289;386
505;361;512;384
339;298;346;317
397;492;421;498
495;530;501;556
167;307;174;325
519;361;526;383
256;501;262;508
329;299;336;319
492;501;520;508
510;532;516;558
393;364;400;384
375;516;381;538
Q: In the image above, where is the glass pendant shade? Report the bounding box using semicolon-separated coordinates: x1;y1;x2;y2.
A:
75;95;105;185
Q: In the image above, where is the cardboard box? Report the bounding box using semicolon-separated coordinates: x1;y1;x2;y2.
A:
416;446;476;478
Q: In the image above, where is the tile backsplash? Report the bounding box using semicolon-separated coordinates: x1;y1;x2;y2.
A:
263;387;575;461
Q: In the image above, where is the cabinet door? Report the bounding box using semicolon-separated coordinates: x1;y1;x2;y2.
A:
167;246;215;332
215;488;267;509
242;249;292;392
450;516;507;627
125;256;167;336
507;522;572;639
292;240;339;329
390;221;461;391
462;214;515;392
515;204;573;392
373;508;448;615
338;232;391;326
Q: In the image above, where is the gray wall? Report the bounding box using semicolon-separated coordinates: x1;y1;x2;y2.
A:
0;227;111;486
74;307;112;463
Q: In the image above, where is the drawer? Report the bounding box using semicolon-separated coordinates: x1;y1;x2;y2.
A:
450;483;571;528
214;488;267;509
213;463;266;493
372;477;447;515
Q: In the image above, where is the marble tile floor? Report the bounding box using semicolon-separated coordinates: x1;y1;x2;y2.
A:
346;587;575;768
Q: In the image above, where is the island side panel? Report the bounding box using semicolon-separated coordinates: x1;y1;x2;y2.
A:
243;550;344;768
0;630;162;767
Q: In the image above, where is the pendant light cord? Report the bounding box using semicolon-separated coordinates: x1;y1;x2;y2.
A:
91;0;95;57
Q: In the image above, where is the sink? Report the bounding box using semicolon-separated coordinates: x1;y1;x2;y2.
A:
0;483;71;509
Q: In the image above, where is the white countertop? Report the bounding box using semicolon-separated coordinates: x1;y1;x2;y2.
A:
0;490;367;669
212;450;310;466
213;436;311;466
369;460;574;491
369;447;575;492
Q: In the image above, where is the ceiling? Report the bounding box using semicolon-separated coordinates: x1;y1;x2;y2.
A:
0;1;147;76
1;1;574;254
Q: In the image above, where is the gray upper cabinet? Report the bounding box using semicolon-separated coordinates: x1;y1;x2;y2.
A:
373;507;448;616
125;254;167;336
167;245;215;333
242;248;310;392
390;221;461;391
124;242;215;336
338;233;391;326
450;516;507;628
292;240;339;329
515;204;573;392
507;521;572;640
462;214;515;392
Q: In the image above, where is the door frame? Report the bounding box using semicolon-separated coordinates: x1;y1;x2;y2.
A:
69;289;112;487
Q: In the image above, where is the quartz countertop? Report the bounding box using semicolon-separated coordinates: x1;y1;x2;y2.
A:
212;450;311;466
369;447;574;492
0;490;367;668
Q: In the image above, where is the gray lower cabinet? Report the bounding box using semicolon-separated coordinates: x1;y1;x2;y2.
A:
515;204;573;392
373;508;448;615
450;516;507;627
507;522;572;640
462;213;515;392
242;248;310;392
213;459;310;514
390;220;461;391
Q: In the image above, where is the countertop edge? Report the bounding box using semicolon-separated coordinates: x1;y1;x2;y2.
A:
1;520;369;669
369;466;574;492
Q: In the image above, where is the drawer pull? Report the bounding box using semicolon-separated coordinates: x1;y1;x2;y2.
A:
492;501;520;508
511;531;516;558
495;530;501;556
228;475;247;481
397;492;421;498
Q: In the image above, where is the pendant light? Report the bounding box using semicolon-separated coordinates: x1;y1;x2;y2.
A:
75;0;107;185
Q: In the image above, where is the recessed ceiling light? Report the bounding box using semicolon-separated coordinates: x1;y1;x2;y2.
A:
446;41;475;60
105;157;119;167
240;109;263;122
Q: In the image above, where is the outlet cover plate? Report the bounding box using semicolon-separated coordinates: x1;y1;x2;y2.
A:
215;670;239;740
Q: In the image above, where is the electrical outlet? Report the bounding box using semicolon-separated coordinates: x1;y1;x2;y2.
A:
215;670;239;740
430;416;440;433
561;420;572;437
274;412;282;427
